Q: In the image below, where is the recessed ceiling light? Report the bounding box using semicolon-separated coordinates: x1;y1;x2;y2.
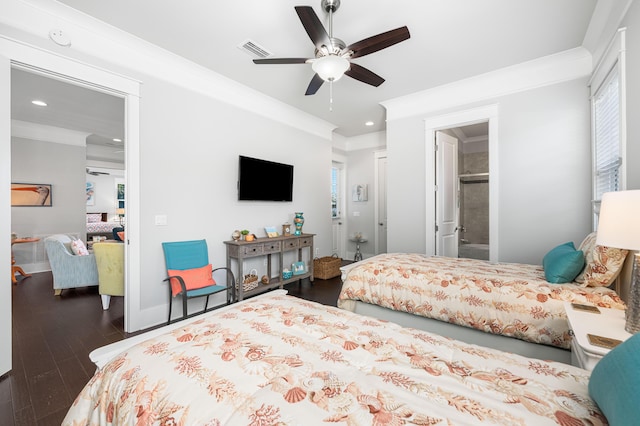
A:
365;121;374;126
113;138;122;142
31;100;47;107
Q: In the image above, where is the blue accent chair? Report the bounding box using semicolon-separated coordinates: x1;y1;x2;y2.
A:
45;234;99;295
162;239;235;324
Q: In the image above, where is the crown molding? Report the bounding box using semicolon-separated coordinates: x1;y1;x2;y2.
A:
382;47;592;122
2;0;336;140
11;119;89;146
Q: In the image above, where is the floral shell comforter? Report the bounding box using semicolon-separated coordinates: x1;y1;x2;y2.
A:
63;293;606;425
338;253;626;349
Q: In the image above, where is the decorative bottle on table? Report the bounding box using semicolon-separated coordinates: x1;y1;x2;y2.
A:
293;212;304;235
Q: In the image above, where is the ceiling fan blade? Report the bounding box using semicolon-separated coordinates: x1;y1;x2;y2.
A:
347;26;410;59
253;58;310;64
305;73;325;96
295;6;331;50
345;63;385;87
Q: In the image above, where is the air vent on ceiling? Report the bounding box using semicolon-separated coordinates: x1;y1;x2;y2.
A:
238;39;273;59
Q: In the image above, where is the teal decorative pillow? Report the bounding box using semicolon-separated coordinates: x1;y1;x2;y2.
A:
542;242;585;283
589;333;640;425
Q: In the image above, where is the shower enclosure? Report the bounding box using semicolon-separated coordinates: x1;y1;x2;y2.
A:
457;143;489;260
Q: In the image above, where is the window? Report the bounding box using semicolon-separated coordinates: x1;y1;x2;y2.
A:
593;66;621;205
331;165;341;218
590;28;626;223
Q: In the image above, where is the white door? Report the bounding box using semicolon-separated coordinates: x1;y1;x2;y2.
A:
435;131;459;257
331;162;346;258
375;152;387;254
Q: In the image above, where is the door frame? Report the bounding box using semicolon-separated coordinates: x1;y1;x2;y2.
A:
373;150;387;255
331;159;346;259
424;104;499;261
0;37;142;365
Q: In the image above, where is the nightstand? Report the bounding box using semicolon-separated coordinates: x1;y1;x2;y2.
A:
564;302;632;371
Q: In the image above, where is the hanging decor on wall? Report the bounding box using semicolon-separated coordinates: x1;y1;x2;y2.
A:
11;183;53;207
86;182;95;206
352;184;368;202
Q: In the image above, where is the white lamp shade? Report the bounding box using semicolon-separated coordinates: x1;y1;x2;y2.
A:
312;55;350;82
596;190;640;250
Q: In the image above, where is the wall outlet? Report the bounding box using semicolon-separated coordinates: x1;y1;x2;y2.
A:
315;247;319;257
353;211;360;216
263;258;267;266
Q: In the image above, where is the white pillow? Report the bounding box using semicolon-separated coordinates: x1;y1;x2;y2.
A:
70;239;89;256
86;213;102;223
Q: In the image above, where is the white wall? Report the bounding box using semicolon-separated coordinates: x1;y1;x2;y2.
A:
11;137;87;271
137;75;332;316
386;78;592;265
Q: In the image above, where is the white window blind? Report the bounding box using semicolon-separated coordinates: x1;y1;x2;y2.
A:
593;65;621;203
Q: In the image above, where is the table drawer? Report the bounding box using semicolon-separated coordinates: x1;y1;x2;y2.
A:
298;237;313;247
262;241;281;254
241;244;263;257
283;239;299;250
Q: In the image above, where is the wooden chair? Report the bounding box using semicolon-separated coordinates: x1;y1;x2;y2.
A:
162;239;235;324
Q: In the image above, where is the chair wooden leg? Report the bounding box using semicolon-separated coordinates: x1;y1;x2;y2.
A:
101;295;111;310
54;289;62;296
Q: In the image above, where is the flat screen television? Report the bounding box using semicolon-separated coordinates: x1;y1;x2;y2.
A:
238;155;294;201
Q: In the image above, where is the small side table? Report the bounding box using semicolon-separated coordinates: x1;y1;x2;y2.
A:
564;302;631;371
350;237;367;262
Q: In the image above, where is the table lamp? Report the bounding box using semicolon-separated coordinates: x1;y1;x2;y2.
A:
116;208;125;227
596;190;640;333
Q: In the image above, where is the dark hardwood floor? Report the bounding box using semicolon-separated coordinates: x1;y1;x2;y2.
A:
1;268;345;425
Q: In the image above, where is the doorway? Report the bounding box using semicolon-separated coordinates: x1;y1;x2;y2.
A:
425;104;498;261
435;124;489;260
1;41;141;375
374;151;387;254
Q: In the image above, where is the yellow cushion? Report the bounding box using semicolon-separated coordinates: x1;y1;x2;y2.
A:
168;264;216;296
93;242;124;296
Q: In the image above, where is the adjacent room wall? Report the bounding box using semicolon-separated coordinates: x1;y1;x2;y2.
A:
11;137;86;271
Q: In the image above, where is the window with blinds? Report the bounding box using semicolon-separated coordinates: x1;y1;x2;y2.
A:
593;65;621;205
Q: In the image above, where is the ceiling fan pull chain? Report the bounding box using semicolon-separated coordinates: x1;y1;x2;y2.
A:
329;80;334;111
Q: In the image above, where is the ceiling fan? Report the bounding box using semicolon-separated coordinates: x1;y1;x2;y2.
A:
253;0;410;96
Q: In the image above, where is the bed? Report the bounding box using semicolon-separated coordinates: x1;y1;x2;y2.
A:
86;212;121;241
337;234;630;364
63;290;624;425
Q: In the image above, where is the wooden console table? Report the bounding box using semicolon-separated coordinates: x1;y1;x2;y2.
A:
224;233;314;301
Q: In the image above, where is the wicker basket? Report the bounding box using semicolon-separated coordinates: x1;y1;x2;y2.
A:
313;254;342;280
238;268;259;292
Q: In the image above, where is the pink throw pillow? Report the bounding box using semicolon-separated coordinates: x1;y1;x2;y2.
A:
71;239;89;256
167;264;216;296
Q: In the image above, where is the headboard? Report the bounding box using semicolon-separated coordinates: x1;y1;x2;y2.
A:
87;212;108;222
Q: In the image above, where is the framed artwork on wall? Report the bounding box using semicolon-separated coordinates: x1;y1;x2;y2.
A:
11;183;53;207
86;182;95;206
352;184;368;202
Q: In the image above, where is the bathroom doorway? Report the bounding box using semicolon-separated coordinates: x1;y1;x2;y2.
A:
437;122;490;261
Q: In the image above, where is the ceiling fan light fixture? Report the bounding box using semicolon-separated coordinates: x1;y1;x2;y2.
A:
312;54;349;82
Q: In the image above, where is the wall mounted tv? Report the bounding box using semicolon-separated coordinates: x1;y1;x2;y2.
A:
238;155;294;202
